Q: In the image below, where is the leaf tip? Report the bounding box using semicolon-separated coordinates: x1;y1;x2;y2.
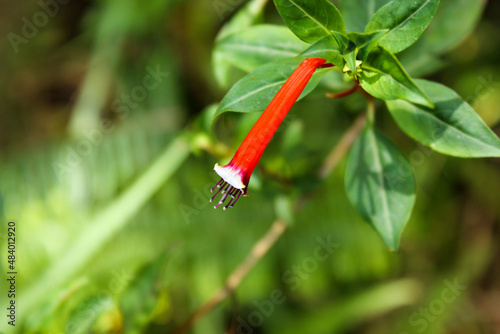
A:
388;244;400;253
384;239;400;253
212;103;230;122
424;98;435;109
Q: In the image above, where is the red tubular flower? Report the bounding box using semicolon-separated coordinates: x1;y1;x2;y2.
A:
211;58;327;209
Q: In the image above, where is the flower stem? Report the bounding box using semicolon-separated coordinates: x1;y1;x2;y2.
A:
326;81;360;99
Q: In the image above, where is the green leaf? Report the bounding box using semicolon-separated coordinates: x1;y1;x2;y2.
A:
365;0;440;53
213;0;269;86
329;31;358;77
399;0;484;76
359;47;433;107
298;32;357;75
423;0;484;54
215;59;330;117
212;51;241;88
297;35;344;68
345;125;416;251
347;30;388;61
216;25;308;73
386;80;500;157
273;0;346;43
216;0;269;41
342;50;358;78
194;104;218;134
341;0;392;32
331;31;355;53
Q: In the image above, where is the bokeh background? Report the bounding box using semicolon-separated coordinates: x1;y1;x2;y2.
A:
0;0;499;333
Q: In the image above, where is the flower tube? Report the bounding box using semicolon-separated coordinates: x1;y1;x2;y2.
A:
211;58;327;209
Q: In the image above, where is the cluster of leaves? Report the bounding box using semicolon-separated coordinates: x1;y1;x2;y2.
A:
212;0;499;251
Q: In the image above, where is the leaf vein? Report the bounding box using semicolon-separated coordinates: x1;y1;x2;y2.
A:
288;0;332;36
368;129;394;242
405;105;500;152
384;0;433;38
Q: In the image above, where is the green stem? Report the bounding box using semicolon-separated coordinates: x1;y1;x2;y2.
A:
15;136;190;329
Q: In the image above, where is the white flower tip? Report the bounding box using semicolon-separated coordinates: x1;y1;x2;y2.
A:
213;163;246;190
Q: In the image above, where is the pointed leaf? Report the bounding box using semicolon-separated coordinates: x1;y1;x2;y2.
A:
216;25;308;72
330;31;358;77
331;31;355;52
359;47;433;107
342;51;358;78
273;0;346;43
399;0;484;76
297;35;344;68
216;0;269;41
365;0;440;53
345;125;416;251
386;80;500;157
341;0;392;32
348;30;388;61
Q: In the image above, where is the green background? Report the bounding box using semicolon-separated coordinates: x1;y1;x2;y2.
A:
0;0;499;333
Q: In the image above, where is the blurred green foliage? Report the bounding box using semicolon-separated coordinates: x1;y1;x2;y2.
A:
0;0;499;333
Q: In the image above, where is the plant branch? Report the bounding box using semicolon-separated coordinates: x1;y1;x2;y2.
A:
173;220;287;334
319;63;335;69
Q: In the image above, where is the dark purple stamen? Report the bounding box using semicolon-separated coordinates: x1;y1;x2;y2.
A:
211;179;223;193
211;178;244;210
224;189;242;210
210;180;226;202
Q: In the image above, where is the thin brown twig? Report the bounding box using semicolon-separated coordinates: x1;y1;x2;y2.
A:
326;81;360;99
173;220;287;334
173;113;367;334
318;112;367;180
319;63;335;69
295;112;367;211
226;292;238;334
